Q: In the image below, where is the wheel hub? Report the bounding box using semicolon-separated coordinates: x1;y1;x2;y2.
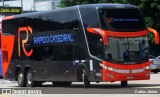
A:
18;73;23;84
27;73;32;85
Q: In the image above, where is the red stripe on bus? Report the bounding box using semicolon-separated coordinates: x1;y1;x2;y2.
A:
87;28;148;38
1;34;15;77
105;30;148;37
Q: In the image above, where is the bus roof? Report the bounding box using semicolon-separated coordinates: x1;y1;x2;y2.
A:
2;3;138;20
78;3;137;9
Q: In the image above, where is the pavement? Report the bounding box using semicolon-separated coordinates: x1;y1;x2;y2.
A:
0;73;160;97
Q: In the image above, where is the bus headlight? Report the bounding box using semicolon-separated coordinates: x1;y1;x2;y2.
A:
108;67;117;71
99;63;117;71
100;63;107;69
143;66;150;70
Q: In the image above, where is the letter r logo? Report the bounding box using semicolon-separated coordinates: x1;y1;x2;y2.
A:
107;18;113;23
18;26;33;57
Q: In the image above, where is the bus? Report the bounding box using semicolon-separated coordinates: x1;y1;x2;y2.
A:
1;4;159;88
0;18;2;78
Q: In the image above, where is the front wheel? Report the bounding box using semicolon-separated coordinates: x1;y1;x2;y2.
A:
121;81;128;87
82;69;90;88
17;71;26;87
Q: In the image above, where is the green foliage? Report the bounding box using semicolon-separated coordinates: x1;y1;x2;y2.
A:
145;17;153;27
59;0;100;7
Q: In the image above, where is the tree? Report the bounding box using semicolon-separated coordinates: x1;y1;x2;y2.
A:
59;0;100;7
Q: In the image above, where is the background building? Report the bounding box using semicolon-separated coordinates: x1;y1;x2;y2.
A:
0;0;60;19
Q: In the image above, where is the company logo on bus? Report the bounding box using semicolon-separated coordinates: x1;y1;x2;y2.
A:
18;26;33;57
107;18;140;23
34;34;74;45
18;26;74;57
107;18;113;23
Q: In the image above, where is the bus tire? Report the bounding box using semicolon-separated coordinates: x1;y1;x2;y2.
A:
17;71;26;87
82;69;90;88
26;70;39;87
153;71;158;74
121;81;128;87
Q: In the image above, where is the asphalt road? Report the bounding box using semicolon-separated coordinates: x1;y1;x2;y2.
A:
0;73;160;97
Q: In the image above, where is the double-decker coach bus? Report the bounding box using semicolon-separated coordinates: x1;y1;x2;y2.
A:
0;18;2;78
1;4;159;88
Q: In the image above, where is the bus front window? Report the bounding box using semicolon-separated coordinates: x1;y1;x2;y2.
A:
105;36;149;64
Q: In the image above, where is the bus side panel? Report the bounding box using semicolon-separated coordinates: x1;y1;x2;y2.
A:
2;7;103;82
0;48;2;78
23;8;90;82
1;34;16;80
1;18;20;81
79;7;104;81
0;32;2;78
27;30;88;81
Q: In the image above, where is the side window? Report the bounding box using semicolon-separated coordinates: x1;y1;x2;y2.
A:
27;16;39;32
61;10;80;30
80;8;99;27
42;46;53;60
30;46;53;61
38;12;62;31
52;45;59;61
73;46;85;60
28;9;80;32
64;45;73;60
89;41;104;59
29;47;42;61
30;45;86;61
87;34;104;59
52;45;73;61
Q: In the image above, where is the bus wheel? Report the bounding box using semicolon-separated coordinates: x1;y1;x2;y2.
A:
26;70;39;87
82;69;90;88
153;71;158;74
17;71;26;87
121;81;128;87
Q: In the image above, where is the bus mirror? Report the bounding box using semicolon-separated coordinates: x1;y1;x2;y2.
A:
87;27;108;45
147;27;159;44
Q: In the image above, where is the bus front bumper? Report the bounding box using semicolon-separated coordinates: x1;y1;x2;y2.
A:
101;61;150;81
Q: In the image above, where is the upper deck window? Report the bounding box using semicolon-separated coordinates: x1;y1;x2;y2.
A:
99;8;146;32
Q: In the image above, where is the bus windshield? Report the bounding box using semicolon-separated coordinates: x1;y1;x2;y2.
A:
99;8;146;32
105;36;149;64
